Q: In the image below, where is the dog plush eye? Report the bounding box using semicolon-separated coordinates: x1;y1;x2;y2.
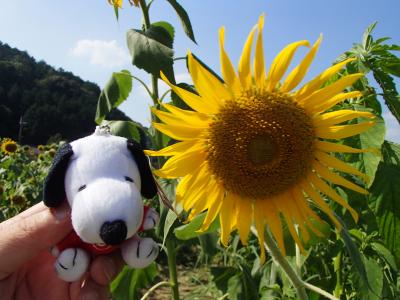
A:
78;185;86;192
125;176;134;183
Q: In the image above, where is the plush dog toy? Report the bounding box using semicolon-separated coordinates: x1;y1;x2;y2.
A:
43;127;160;282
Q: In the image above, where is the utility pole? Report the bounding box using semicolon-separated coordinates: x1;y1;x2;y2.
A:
18;116;27;144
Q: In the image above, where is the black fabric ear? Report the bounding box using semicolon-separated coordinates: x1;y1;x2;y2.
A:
127;139;157;199
43;143;73;207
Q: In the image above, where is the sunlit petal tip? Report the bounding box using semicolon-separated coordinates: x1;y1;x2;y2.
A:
219;26;226;47
257;13;265;29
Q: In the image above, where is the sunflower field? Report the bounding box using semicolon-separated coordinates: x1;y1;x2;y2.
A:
2;0;400;299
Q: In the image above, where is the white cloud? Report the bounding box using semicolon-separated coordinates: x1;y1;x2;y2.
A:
71;39;129;68
383;111;400;143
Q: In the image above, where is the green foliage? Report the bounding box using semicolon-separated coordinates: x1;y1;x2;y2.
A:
110;263;157;300
96;70;133;124
164;0;196;43
127;25;175;82
174;212;219;240
369;141;400;264
0;139;56;220
101;120;141;141
343;22;400;124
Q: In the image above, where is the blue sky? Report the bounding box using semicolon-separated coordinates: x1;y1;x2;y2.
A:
0;0;399;141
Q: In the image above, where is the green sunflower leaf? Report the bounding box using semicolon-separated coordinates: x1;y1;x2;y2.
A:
127;26;175;82
227;270;259;300
371;242;398;271
337;214;373;295
110;263;157;300
152;21;175;45
371;67;400;124
369;141;400;264
351;256;383;300
100;120;141;142
165;0;196;43
95;70;132;124
174;211;219;240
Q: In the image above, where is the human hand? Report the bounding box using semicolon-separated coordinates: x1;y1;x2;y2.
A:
0;202;124;300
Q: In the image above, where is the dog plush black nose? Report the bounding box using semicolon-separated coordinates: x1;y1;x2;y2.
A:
100;220;127;245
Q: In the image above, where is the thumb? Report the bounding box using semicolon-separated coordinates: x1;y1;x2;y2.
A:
0;201;72;280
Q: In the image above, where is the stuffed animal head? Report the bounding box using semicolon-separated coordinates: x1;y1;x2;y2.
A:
43;127;157;246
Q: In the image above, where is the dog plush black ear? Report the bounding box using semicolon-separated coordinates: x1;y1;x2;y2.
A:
127;139;158;199
43;143;74;207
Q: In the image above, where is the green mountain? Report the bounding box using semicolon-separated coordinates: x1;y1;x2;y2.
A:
0;42;130;145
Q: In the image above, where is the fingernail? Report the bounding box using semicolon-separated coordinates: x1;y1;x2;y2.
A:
104;258;118;281
52;204;70;222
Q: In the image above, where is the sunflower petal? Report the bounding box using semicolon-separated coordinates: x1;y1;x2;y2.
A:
151;107;210;128
154;147;206;179
310;91;362;115
182;169;210;211
315;150;369;183
308;172;359;222
238;25;257;89
176;163;205;202
163;103;211;124
253;200;266;263
161;72;219;114
145;140;199;157
292;189;324;237
301;74;363;109
300;180;342;229
219;27;241;95
254;14;266;89
313;160;368;195
198;183;224;232
267;40;310;91
316;140;378;154
315;121;376;139
313;110;375;127
263;200;286;256
281;34;322;93
277;195;305;253
235;198;253;245
153;122;205;141
188;52;232;106
219;193;236;246
295;57;356;99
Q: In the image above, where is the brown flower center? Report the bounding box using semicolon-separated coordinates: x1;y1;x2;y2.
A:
206;90;315;199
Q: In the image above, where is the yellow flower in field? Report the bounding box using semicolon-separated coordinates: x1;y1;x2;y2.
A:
108;0;122;8
1;138;18;154
108;0;139;8
147;15;376;261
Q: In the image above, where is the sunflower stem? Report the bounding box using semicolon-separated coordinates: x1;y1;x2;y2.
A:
166;239;180;300
257;227;309;300
295;226;302;275
139;2;180;300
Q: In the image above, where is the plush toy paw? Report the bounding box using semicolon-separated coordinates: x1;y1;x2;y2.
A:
121;236;158;269
142;207;160;230
55;248;90;282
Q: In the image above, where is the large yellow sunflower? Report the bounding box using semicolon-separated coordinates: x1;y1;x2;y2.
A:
147;15;376;261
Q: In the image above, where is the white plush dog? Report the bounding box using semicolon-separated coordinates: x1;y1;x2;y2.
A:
43;127;159;282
